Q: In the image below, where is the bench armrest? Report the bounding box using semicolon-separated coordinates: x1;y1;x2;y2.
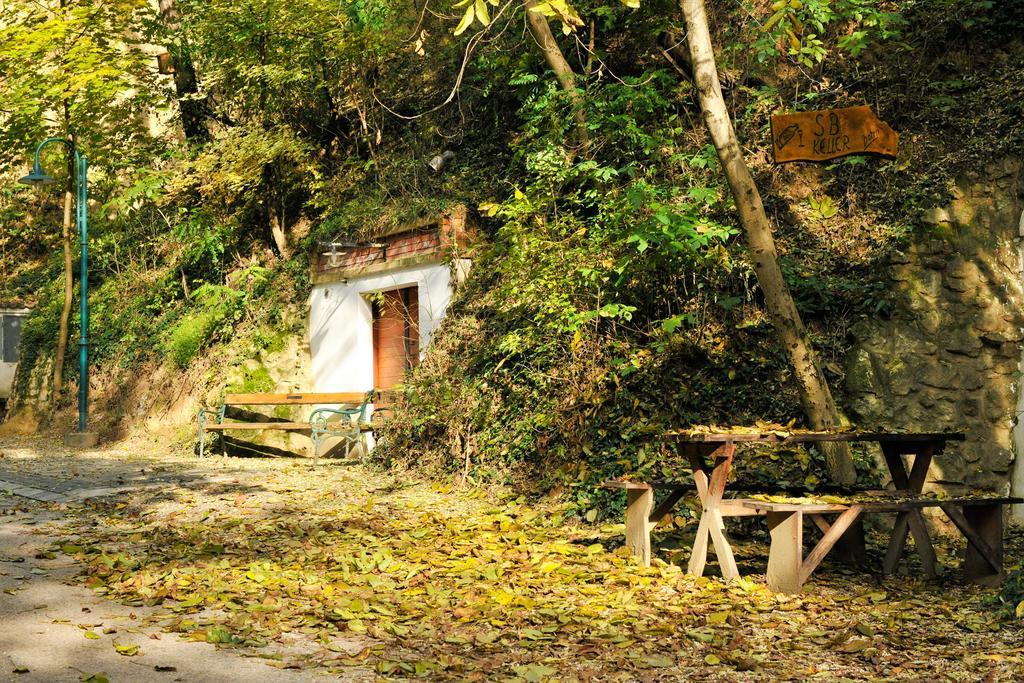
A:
309;407;363;433
197;405;226;427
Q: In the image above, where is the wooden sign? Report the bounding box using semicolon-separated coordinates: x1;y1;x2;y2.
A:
770;105;898;163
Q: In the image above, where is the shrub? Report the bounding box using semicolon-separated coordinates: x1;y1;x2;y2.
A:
165;285;244;368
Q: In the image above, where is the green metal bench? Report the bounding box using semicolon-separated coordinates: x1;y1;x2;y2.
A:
197;390;378;464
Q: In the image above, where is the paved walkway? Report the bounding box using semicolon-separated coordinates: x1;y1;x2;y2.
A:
0;501;323;683
0;435;366;682
0;467;226;504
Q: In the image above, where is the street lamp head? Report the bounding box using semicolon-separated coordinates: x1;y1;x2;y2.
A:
18;162;55;187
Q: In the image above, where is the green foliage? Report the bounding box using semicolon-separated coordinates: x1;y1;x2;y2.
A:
3;0;1022;511
226;364;275;395
995;569;1024;620
0;0;164;175
13;282;65;395
166;285;246;368
752;0;905;67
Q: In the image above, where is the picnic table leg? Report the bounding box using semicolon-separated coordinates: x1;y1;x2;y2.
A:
625;486;654;566
834;517;867;565
880;441;937;578
686;442;739;581
766;510;802;593
942;503;1004;586
811;513;867;566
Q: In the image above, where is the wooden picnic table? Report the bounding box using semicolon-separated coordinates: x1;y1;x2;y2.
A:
603;430;1022;592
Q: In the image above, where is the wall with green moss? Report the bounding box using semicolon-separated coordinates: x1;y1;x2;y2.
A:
844;158;1024;494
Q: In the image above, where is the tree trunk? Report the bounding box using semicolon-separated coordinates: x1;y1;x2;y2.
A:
524;1;588;146
679;0;856;485
53;179;74;399
269;202;290;260
158;0;209;143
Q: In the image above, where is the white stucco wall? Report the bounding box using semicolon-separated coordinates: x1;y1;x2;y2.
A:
308;262;452;392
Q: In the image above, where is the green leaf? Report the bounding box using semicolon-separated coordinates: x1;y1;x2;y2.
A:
512;664;557;682
453;5;475;35
643;654;674;667
474;0;490;25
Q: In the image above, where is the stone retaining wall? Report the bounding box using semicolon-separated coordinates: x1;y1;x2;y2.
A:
844;158;1024;494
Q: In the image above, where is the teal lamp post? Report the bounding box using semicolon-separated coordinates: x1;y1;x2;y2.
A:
19;138;94;445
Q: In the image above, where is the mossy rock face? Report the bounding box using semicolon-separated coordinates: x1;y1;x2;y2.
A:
843;157;1024;492
226;363;275;395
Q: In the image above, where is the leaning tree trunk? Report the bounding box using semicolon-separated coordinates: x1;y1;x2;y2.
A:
269;201;291;260
524;0;588;146
679;0;856;485
53;170;74;399
52;109;76;400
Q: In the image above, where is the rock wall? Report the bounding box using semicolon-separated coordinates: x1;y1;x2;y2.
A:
844;158;1024;494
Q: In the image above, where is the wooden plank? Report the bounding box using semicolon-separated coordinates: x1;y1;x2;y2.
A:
649;488;687;524
833;518;867;566
883;441;936;578
600;480;652;491
707;442;735;500
707;508;739;580
687;469;711;577
941;503;1002;579
718;501;761;517
687;515;710;577
857;497;1023;512
205;422;312;431
692;469;709;502
883;512;911;575
664;431;964;444
704;444;739;581
771;105;898;163
625;488;654;567
798;506;863;585
809;513;831;535
742;501;849;513
766;511;803;594
224;392;368;405
907;443;934;491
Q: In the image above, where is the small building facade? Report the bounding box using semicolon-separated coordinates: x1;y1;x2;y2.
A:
308;208;472;393
0;307;30;400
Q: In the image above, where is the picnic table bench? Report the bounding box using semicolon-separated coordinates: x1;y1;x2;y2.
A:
197;391;385;465
603;430;1022;593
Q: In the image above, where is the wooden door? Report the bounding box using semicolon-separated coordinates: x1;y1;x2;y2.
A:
372;286;419;390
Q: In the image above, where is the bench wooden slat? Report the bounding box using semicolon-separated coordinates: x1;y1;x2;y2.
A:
743;500;849;513
600;480;691;491
205;422;313;431
663;431;966;444
859;496;1022;512
223;392;368;405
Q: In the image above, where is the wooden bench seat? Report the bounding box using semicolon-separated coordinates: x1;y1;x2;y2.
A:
602;478;1021;593
204;422;312;431
204;422;375;432
740;495;1021;592
197;391;383;464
